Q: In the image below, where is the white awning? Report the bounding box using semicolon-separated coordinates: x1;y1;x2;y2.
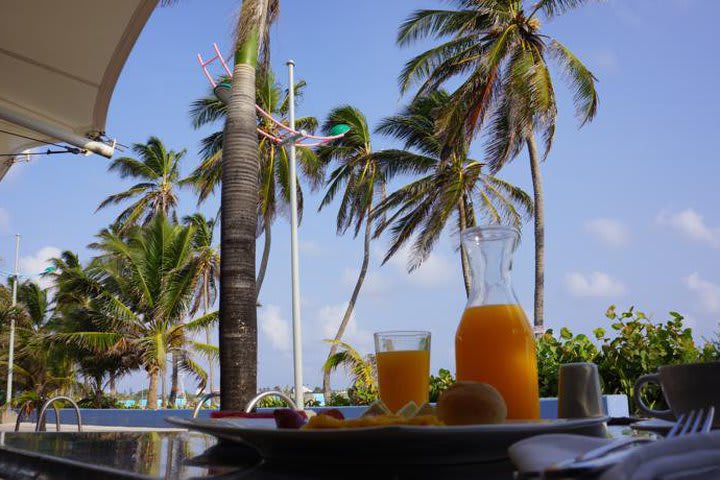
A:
0;0;158;181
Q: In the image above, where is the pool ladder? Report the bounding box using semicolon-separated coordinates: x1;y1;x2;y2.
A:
192;390;297;418
31;396;83;432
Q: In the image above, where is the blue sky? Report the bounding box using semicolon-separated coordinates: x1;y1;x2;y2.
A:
2;0;720;393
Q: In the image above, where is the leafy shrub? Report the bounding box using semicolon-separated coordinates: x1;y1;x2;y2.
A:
429;368;455;402
537;327;599;397
326;392;352;407
540;306;720;414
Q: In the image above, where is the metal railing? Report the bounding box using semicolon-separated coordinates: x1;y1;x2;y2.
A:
36;396;82;432
192;392;220;418
244;391;297;412
191;390;298;418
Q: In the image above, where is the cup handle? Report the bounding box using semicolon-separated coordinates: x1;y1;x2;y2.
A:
633;373;672;418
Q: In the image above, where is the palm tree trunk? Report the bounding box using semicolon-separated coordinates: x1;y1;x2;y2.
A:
161;365;167;408
109;375;117;397
256;222;271;301
169;352;179;408
323;211;372;401
526;134;545;334
219;0;268;410
203;283;214;394
457;195;472;297
147;371;158;410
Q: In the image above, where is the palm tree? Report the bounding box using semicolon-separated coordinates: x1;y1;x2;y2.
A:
183;214;220;394
316;106;389;401
397;0;599;331
184;70;321;299
322;340;377;404
52;215;216;409
373;91;532;295
97;136;185;233
52;251;137;406
1;281;76;420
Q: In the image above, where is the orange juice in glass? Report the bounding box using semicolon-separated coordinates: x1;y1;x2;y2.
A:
374;331;431;412
455;226;540;420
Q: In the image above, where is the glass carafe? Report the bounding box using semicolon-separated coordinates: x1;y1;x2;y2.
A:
455;226;540;420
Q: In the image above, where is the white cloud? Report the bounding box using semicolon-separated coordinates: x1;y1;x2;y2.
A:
657;209;720;248
315;302;371;351
0;208;9;233
565;272;626;297
259;304;291;353
584;218;630;247
684;273;720;313
387;245;455;288
19;246;61;289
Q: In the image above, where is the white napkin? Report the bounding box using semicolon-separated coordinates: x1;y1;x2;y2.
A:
509;432;720;479
509;433;610;474
600;431;720;480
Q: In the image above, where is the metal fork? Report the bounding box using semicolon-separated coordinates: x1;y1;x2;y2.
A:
543;407;715;478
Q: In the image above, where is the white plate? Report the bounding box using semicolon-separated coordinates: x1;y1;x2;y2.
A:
166;415;609;465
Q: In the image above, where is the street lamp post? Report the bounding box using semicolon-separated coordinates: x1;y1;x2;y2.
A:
3;234;19;421
286;60;305;409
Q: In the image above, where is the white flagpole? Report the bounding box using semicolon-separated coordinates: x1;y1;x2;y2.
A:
286;60;304;408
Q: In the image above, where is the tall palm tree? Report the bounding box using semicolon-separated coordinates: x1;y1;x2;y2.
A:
52;215;216;409
373;91;532;295
97;136;185;233
218;0;270;409
183;214;220;394
397;0;599;331
184;70;321;299
316;106;389;401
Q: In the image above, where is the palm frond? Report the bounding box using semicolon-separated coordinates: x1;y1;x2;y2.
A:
549;40;598;126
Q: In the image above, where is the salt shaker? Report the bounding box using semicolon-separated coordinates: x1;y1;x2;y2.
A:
557;362;604;418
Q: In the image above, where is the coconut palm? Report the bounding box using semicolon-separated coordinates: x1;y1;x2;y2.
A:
0;281;76;420
397;0;599;331
97;136;185;233
373;91;532;296
51;251;137;406
184;70;321;299
214;0;270;409
183;214;220;394
51;215;216;409
316;106;389;400
322;340;377;404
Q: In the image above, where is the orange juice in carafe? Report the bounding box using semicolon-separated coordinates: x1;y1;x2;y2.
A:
455;226;540;420
456;304;539;419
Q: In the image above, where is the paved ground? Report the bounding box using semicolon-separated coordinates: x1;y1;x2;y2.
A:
0;423;184;432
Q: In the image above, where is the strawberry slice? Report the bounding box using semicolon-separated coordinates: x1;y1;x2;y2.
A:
273;409;308;429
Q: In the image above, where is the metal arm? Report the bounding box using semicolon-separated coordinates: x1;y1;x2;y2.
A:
35;396;82;432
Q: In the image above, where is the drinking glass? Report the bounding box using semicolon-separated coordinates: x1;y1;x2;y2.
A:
374;331;431;412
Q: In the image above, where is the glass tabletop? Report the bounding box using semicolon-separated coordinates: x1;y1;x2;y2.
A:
0;425;640;479
0;430;246;479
